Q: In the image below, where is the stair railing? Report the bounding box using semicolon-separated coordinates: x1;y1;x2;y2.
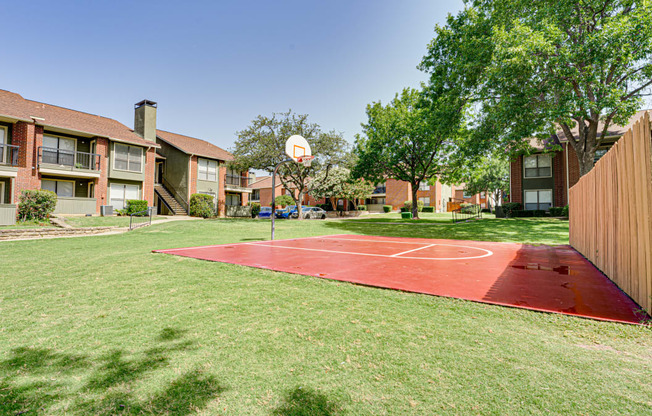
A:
159;177;189;213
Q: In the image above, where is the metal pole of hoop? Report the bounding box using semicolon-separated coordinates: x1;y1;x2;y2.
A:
270;155;313;240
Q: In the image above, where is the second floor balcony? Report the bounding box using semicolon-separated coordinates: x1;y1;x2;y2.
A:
37;146;102;178
0;143;19;168
225;174;253;194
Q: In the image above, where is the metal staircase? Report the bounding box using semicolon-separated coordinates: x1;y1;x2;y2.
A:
154;184;187;215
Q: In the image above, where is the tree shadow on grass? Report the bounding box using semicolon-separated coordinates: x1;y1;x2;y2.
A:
324;218;569;244
0;327;224;415
272;386;343;416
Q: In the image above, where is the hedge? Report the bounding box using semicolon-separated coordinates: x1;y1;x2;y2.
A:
383;205;392;213
357;205;367;211
126;199;148;216
510;209;547;218
189;193;215;218
549;207;565;217
249;202;261;218
18;190;57;221
403;200;424;212
562;205;569;217
422;206;434;213
502;202;522;218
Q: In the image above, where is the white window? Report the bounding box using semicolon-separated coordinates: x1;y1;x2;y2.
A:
42;135;75;166
418;197;430;206
114;144;142;172
0;181;5;204
198;158;218;181
41;179;74;197
225;193;241;206
524;190;552;211
419;181;430;191
524;154;552;178
0;126;6;164
109;183;140;210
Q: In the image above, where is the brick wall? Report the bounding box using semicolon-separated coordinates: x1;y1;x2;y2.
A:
95;137;109;212
386;179;410;209
13;122;41;202
217;164;227;217
143;147;156;206
510;156;523;204
189;156;198;196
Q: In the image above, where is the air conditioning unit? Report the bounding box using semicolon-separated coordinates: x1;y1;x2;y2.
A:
100;205;113;216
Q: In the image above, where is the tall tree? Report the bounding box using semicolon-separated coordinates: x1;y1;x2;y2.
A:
420;0;652;176
231;111;348;218
441;152;509;212
353;88;460;219
308;167;374;212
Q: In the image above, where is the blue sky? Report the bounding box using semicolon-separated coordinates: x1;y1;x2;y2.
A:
4;1;464;151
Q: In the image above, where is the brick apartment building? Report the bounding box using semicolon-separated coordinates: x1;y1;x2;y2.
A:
509;110;648;210
0;90;247;225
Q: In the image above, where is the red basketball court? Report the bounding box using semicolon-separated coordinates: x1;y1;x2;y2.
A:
154;234;646;324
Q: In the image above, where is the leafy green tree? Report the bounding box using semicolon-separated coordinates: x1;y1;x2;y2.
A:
231;110;348;218
342;177;375;211
353;88;460;219
274;194;295;207
421;0;652;176
308;166;350;210
442;152;509;212
309;167;375;212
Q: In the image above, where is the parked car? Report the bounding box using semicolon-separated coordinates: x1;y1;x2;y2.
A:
300;206;327;219
275;207;291;219
258;206;273;219
288;205;299;218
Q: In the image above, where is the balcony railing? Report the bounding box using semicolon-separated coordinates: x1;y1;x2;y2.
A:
38;146;101;171
226;174;249;188
0;143;19;166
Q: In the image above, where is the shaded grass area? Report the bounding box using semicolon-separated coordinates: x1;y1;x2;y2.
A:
351;212;495;223
0;219;649;415
329;217;569;245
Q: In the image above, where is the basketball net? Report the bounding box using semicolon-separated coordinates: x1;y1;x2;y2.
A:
296;155;315;167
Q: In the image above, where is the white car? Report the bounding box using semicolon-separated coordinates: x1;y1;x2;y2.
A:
300;206;327;219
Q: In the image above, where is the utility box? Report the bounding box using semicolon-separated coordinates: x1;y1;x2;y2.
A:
100;205;113;216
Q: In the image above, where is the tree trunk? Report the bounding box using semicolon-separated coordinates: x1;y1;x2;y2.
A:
577;147;596;177
411;184;419;219
297;191;304;220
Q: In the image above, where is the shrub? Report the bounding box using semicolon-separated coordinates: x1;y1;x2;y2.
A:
549;207;565;216
561;205;569;217
502;202;522;218
318;203;333;211
357;205;367;211
403;200;424;212
383;205;392;213
189;193;215;218
274;194;294;207
401;212;413;219
249;202;261;218
422;206;434;213
18;190;57;221
125;199;148;216
481;208;491;213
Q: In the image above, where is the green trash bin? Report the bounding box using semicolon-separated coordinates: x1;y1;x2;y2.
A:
401;212;413;219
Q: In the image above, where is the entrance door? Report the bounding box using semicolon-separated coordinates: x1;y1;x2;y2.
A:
156;162;164;184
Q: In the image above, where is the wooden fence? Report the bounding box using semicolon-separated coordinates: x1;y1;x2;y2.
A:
569;111;652;313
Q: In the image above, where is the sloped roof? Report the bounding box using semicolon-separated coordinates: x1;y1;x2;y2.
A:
529;110;650;150
0;89;156;147
156;129;233;162
249;176;296;190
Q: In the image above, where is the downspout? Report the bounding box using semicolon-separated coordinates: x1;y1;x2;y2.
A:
565;143;570;206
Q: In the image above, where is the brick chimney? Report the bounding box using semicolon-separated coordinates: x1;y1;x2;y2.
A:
134;99;157;142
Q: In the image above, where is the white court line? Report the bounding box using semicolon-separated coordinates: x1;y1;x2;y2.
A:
244;242;493;261
314;236;438;245
390;244;436;257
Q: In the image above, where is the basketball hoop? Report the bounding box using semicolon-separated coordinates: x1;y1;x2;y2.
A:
296;155;315;167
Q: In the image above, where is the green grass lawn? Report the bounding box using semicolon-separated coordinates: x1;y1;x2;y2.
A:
351;212;483;223
0;219;56;230
1;218;649;415
62;216;134;228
